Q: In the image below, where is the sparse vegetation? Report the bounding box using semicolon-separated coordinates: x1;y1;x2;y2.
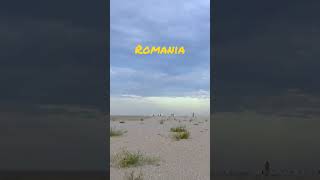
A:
170;126;190;140
170;125;187;133
124;170;143;180
110;128;127;137
140;118;144;121
160;119;164;124
172;131;190;140
111;149;159;168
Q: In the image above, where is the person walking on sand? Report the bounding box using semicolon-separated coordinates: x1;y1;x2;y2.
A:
264;161;270;176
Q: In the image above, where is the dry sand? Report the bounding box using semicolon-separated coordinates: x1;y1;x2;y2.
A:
110;115;210;180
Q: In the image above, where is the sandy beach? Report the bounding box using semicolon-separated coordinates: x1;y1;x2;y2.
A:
110;115;210;180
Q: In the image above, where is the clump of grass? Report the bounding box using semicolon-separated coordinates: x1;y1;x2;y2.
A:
124;170;143;180
110;128;127;137
140;118;144;121
111;149;159;168
170;125;187;133
170;126;190;140
159;119;164;124
172;131;190;140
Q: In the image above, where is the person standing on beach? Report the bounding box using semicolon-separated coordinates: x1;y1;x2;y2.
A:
264;161;270;176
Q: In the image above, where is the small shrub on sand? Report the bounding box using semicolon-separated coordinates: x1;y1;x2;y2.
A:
159;119;164;124
124;170;143;180
170;126;187;133
140;118;144;121
172;131;190;140
110;128;127;137
112;149;159;168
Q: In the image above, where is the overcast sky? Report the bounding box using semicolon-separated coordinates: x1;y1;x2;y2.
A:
0;1;106;108
110;0;210;115
215;0;320;114
0;0;107;171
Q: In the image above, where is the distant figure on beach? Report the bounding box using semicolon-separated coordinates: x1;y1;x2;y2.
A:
263;161;270;176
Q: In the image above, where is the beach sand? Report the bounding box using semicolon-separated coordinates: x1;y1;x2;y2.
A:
110;115;210;180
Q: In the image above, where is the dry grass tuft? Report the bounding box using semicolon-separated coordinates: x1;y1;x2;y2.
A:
110;128;127;137
172;131;190;140
170;126;190;140
170;126;187;133
111;149;159;168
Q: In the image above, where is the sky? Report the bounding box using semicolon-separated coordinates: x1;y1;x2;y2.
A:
0;0;107;171
215;0;320;114
0;0;106;108
213;0;320;172
110;0;210;115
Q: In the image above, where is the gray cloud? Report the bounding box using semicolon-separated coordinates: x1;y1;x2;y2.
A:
111;0;210;100
0;17;105;106
215;0;320;113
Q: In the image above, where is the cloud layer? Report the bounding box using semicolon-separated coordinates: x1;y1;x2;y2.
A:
215;0;320;113
111;0;210;115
